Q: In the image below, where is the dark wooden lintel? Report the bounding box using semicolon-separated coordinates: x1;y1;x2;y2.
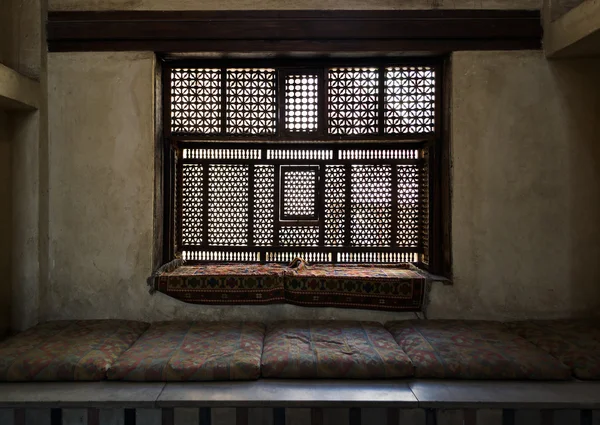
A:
47;10;542;53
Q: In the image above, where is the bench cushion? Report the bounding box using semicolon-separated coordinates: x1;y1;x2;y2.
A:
386;320;571;380
261;320;414;379
108;321;265;381
153;263;287;305
284;264;427;312
505;320;600;380
0;320;149;381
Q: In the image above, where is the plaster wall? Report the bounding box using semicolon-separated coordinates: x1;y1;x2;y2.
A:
45;50;600;322
0;0;42;79
429;51;600;320
0;112;12;337
1;0;47;332
48;0;541;11
12;110;41;331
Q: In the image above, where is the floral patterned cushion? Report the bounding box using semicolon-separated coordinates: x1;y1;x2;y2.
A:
0;320;149;381
386;320;571;380
504;320;600;380
261;320;414;379
108;321;265;381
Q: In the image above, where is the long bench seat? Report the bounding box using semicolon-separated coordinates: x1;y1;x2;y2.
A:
1;319;599;383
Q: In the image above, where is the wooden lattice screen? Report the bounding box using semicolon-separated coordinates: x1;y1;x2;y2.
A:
162;60;442;268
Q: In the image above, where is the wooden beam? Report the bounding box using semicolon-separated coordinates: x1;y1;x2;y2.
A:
47;10;542;53
544;0;600;58
0;63;40;110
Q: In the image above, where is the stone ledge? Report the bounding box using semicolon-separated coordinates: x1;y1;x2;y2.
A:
411;380;600;409
1;380;600;410
0;63;40;110
158;380;418;408
0;382;165;408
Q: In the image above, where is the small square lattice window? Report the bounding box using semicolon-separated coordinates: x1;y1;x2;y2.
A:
281;166;319;220
284;73;319;133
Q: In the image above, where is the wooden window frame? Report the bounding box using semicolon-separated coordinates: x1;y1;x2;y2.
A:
156;57;451;278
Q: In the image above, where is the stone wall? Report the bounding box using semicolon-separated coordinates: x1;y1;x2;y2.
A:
0;112;11;337
44;50;600;323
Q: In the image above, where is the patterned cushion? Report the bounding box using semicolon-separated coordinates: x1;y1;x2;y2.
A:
261;320;414;379
386;320;571;380
154;263;288;305
0;320;149;381
108;321;265;381
284;264;427;312
505;320;600;380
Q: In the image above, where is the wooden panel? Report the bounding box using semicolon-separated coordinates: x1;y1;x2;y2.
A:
47;10;542;52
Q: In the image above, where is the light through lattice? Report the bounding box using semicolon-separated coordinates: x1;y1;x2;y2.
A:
350;165;392;247
254;165;275;246
208;164;249;246
168;60;440;264
328;68;379;135
281;167;318;220
385;66;436;134
324;165;346;246
285;74;319;133
171;68;221;134
226;69;277;134
397;165;419;247
181;164;203;245
280;226;319;247
177;145;428;262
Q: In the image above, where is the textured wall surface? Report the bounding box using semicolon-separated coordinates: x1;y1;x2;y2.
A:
1;0;46;332
45;51;600;323
12;110;41;331
429;51;600;320
0;112;11;337
48;0;541;11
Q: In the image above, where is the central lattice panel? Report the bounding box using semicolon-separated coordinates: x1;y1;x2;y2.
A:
177;144;428;263
281;167;319;220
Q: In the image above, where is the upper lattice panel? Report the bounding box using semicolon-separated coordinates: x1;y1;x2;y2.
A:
168;64;437;138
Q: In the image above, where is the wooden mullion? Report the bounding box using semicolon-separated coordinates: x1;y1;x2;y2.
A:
202;161;210;248
440;58;452;278
168;132;435;142
274;165;281;246
175;145;184;252
248;164;255;246
344;164;352;247
391;164;398;248
181;158;421;166
318;164;326;247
